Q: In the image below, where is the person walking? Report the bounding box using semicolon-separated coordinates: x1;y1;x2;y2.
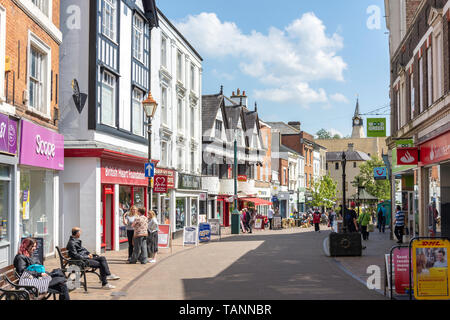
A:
129;208;148;264
377;205;386;233
357;209;371;240
268;206;274;230
345;203;358;233
394;205;405;244
313;208;321;232
240;209;247;233
123;205;139;261
245;208;253;233
147;210;159;263
328;208;336;230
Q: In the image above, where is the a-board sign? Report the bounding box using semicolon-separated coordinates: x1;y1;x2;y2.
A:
21;237;44;264
394;248;411;295
208;219;221;236
183;226;198;246
412;239;450;300
198;223;211;243
157;224;170;249
273;216;282;230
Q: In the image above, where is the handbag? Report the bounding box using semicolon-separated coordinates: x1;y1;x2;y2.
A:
19;270;51;294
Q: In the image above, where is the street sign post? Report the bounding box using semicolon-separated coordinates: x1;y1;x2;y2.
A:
145;163;155;178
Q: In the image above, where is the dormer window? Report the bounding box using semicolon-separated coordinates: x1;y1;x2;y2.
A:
215;120;222;139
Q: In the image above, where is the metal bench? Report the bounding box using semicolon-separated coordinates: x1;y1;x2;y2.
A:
56;246;101;292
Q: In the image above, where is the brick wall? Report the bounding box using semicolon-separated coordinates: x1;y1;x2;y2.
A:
1;0;60;131
406;0;423;30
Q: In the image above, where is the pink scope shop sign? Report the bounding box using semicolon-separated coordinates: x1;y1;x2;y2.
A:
19;120;64;171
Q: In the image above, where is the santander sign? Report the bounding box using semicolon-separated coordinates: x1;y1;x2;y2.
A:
35;134;56;160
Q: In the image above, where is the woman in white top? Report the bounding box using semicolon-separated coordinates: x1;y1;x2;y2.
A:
146;210;159;263
123;205;139;261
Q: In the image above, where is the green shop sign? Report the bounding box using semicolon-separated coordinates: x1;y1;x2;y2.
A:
367;118;386;137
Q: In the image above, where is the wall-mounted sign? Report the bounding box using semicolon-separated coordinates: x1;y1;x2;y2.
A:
72;79;87;114
419;131;450;166
0;113;18;155
373;167;387;180
367;118;386;137
19;120;64;170
237;175;247;182
397;148;419;165
178;173;201;190
155;168;175;189
101;159;147;186
153;175;168;193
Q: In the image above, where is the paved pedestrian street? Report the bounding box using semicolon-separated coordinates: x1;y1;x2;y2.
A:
44;226;393;300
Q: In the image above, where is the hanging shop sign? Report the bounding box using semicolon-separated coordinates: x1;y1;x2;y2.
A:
155;168;175;189
367;118;386;137
101;159;147;186
373;167;387;180
419;131;450;166
19;120;64;170
392;140;416;174
153;175;168;193
396;148;419;165
0;113;18;155
178;173;201;190
412;239;450;300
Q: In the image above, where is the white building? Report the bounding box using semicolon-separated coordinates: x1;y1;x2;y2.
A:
298;155;306;212
150;9;204;237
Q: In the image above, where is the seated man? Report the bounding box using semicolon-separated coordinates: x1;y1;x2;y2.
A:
67;227;120;289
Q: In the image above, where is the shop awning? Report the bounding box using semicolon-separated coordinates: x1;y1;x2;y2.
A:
240;197;273;206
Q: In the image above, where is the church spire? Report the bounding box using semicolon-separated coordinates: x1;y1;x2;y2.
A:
354;95;360;118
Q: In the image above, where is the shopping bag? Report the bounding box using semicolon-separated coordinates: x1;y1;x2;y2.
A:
19;270;51;294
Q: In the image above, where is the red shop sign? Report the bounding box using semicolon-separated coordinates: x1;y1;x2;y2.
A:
238;175;247;182
397;148;419;165
155;168;175;189
101;159;148;186
419;131;450;166
153;175;168;193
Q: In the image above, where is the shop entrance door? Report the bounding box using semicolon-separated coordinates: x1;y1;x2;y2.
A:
403;191;416;238
102;185;115;251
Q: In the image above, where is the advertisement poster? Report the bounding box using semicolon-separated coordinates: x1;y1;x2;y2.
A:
209;219;221;236
198;223;211;243
254;217;263;230
157;224;170;249
183;226;198;246
412;239;450;300
22;189;30;220
393;248;411;295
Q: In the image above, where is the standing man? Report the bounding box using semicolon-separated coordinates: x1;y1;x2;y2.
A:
313;208;321;232
245;208;253;234
394;205;405;244
268;206;274;230
345;203;359;233
67;228;120;289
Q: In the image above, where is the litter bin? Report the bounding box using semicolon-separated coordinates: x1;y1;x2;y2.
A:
231;212;241;234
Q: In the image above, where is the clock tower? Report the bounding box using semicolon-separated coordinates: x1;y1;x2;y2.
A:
351;98;365;138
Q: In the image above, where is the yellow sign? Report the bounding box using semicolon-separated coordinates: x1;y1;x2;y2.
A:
5;56;11;72
412;239;450;300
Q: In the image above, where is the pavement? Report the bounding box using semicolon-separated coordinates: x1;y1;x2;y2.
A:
43;224;395;300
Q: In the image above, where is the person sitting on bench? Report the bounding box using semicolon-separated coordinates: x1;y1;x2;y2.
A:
66;227;120;290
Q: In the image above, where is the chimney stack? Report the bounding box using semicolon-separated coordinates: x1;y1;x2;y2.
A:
348;143;354;152
288;121;301;131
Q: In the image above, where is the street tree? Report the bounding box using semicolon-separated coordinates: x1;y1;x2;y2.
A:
354;156;390;201
307;174;338;210
316;129;332;139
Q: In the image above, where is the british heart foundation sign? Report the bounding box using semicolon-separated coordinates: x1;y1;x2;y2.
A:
153;175;168;193
397;148;419;166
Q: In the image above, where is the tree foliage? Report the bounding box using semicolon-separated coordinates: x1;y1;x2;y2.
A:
316;128;342;140
354;156;390;201
307;174;338;209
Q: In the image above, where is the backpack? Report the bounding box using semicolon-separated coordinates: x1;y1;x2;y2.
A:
344;210;353;225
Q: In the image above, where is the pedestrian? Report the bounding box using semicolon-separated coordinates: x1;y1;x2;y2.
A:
313;208;321;232
128;208;148;264
268;206;274;230
147;210;159;263
67;227;120;289
240;209;247;233
344;203;358;233
245;208;253;233
394;205;405;244
123;205;139;261
377;204;386;233
357;209;371;240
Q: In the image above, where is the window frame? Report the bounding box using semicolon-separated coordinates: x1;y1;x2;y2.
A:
102;0;117;43
410;72;415;120
419;56;424;113
177;98;183;131
131;88;144;137
0;5;6;101
31;0;50;18
161;35;167;68
161;86;168;125
215;120;222;139
100;70;116;127
132;14;144;63
190;63;195;92
427;46;432;107
177;51;183;82
27;32;51;119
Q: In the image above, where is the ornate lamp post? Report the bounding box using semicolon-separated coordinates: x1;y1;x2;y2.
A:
142;91;158;211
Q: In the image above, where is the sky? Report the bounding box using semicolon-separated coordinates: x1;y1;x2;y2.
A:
156;0;390;138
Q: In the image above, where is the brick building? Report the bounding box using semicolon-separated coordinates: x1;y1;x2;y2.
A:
0;0;63;267
385;0;450;239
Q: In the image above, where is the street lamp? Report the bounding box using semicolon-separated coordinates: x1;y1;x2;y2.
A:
231;128;240;234
341;151;347;233
142;91;158;212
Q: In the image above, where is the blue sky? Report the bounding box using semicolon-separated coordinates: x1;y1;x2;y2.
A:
156;0;390;138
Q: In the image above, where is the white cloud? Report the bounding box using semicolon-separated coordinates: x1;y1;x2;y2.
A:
330;93;349;103
329;128;344;138
175;12;347;108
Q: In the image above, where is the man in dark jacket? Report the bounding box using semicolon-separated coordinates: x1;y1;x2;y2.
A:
245;209;253;233
67;227;120;289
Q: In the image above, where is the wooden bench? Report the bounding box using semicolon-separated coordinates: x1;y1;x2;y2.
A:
56;246;101;292
0;265;58;300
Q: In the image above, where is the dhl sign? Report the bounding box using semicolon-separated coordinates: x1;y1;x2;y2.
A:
416;240;444;247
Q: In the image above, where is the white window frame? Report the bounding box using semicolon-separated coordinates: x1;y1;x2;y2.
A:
434;32;443;100
132;88;144;136
427;47;433;106
133;14;144;62
190;63;195;92
161;141;167;167
190;106;195;138
419;57;424;113
0;5;6;101
190;151;195;173
177;98;183;131
101;70;116;127
161;86;168;125
27;32;51;118
410;74;414;120
177;51;183;82
161;35;167;68
102;0;117;43
177;147;183;171
31;0;50;17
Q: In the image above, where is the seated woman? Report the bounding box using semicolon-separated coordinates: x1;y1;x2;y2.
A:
14;238;70;300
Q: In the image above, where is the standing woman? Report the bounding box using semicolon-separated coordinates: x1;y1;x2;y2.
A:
123;205;139;261
147;210;159;263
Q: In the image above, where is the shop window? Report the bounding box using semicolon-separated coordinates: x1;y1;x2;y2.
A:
191;199;197;226
176;198;186;230
19;169;54;256
161;195;170;225
119;186;131;242
0;166;10;244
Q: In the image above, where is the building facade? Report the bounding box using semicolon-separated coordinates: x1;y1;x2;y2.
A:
0;0;63;266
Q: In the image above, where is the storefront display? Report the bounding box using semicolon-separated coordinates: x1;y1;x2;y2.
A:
0;176;9;243
176;198;186;230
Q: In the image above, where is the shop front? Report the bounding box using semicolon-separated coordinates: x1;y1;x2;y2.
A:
278;192;290;218
216;195;233;227
18;119;64;259
153;167;176;225
0;114;19;268
418;130;450;238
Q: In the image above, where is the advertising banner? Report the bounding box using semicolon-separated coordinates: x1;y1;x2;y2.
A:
419;131;450;166
393;248;411;295
101;159;148;186
0;113;18;155
254;215;265;230
367;118;386;137
198;223;211;243
412;239;450;300
157;224;170;249
183;226;198;246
